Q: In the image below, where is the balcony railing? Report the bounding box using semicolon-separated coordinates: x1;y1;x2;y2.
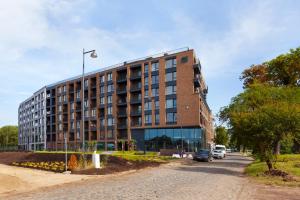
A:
117;76;127;83
130;98;142;104
117;123;127;129
116;88;127;94
130;85;142;92
130;110;142;116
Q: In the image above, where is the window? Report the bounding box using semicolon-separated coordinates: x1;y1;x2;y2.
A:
58;87;62;94
144;101;152;111
71;113;74;120
155;100;160;110
144;77;148;86
63;95;66;102
84;80;89;87
166;58;176;69
166;71;176;82
152;75;159;84
145;89;149;98
58;105;62;112
155;114;160;124
144;64;149;73
71;103;74;110
166;99;177;109
151;62;159;71
107;73;112;81
84;100;88;107
152;88;159;97
108;118;114;126
107;106;112;115
84;110;89;117
58;123;62;131
100;97;105;104
76;131;80;139
71;122;74;129
165;85;176;95
166;112;177;123
58;114;62;121
76;121;80;128
107;129;114;139
100;86;105;93
107;84;114;92
145;114;152;124
100;75;105;83
100;119;105;126
76;91;80;99
91;109;96;117
107;95;112;104
58;96;62;103
181;56;188;63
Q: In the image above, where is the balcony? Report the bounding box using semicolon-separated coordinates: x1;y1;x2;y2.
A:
130;72;142;80
130;85;141;92
130;98;142;104
131;121;142;127
117;123;127;129
193;63;201;74
130;110;142;116
117;76;127;83
117;110;127;118
194;75;201;87
116;88;127;95
117;99;127;106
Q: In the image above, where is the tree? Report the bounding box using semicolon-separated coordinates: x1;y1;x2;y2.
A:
214;126;229;146
241;47;300;88
219;84;300;170
0;126;18;146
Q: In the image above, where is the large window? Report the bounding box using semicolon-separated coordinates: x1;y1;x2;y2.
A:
107;84;114;93
155;100;160;110
166;112;177;123
107;73;112;81
166;58;176;69
144;101;152;111
145;89;149;98
145;114;152;124
144;63;149;73
107;95;112;104
155;113;160;124
152;75;159;84
107;106;112;115
100;97;105;104
165;85;176;95
100;75;105;83
107;118;114;126
166;71;176;82
166;99;177;109
151;62;159;71
144;77;148;86
100;86;105;93
152;88;159;97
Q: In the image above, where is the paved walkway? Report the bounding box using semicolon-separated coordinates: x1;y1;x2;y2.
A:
7;153;258;200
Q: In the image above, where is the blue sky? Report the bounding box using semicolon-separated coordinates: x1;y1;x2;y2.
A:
1;0;300;126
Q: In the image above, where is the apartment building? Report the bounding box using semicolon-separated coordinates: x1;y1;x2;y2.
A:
18;48;213;151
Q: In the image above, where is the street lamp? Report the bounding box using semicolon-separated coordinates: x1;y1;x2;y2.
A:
181;105;190;156
82;49;97;154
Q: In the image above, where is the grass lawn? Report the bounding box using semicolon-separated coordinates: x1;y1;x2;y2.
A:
245;154;300;186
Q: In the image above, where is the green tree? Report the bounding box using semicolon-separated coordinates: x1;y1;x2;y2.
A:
0;125;18;146
219;84;300;170
241;47;300;88
214;126;229;146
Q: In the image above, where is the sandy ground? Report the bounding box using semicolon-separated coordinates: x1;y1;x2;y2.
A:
0;164;94;197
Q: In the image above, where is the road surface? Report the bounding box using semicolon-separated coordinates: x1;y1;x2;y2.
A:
7;153;261;200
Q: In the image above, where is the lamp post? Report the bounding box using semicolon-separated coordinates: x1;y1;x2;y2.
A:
82;49;97;154
64;132;67;172
181;105;190;156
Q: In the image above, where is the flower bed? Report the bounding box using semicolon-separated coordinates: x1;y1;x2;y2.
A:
12;161;65;173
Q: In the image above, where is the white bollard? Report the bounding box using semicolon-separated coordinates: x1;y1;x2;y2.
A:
92;151;101;169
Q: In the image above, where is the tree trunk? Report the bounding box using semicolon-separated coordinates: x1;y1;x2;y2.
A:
266;159;273;170
274;140;280;155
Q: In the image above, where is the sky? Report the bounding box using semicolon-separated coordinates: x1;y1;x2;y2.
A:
1;0;300;126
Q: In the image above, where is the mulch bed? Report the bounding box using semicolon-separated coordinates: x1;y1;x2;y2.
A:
72;156;161;175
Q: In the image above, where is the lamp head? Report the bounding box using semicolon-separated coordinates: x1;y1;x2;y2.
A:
90;50;97;58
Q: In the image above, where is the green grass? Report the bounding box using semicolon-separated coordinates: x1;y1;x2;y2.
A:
245;154;300;186
111;151;173;162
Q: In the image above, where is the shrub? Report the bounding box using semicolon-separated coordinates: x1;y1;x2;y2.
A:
68;154;78;171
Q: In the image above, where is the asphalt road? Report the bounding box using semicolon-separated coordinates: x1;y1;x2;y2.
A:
7;153;256;200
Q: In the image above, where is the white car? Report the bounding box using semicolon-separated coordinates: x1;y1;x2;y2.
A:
212;149;225;159
215;145;226;157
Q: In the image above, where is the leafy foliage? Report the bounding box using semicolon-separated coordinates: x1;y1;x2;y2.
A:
214;126;229;146
241;47;300;88
0;125;18;146
219;84;300;170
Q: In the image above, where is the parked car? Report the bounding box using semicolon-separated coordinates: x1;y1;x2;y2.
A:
215;145;226;157
226;148;232;153
193;149;213;162
212;149;225;159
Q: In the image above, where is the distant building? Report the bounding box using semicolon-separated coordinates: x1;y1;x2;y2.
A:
18;48;213;151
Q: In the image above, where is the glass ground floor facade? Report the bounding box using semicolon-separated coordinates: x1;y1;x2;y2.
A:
132;127;206;152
